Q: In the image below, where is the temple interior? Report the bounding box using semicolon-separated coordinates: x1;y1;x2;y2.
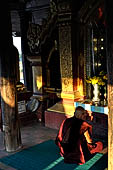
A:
0;0;113;168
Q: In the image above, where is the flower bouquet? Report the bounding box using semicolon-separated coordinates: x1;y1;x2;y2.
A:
86;71;107;86
86;71;107;105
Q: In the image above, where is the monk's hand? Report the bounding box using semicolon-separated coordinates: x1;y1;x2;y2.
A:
88;142;97;148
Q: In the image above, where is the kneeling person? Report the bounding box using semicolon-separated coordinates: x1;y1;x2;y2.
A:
55;106;103;165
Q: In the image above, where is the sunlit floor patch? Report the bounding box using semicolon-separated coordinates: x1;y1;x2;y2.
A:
43;157;64;170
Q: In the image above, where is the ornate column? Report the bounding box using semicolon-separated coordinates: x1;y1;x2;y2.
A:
54;0;84;116
106;0;113;169
47;0;85;118
45;0;85;129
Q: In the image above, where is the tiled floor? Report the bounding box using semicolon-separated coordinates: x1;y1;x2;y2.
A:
0;122;58;159
0;122;108;170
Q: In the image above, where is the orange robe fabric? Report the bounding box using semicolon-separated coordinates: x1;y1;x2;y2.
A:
55;117;103;165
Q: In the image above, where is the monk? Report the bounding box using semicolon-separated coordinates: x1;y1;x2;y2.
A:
55;106;103;165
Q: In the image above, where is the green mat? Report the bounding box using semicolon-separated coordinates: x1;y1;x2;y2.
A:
0;140;107;170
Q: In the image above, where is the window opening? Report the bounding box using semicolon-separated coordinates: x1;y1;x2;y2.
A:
13;36;24;84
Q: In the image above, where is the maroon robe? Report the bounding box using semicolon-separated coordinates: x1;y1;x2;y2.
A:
55;117;103;165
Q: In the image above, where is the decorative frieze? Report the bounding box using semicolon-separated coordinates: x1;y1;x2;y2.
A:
59;25;73;92
27;23;41;54
27;0;58;55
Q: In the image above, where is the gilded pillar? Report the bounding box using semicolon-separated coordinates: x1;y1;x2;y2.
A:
59;24;73;96
57;1;83;116
47;0;84;117
58;1;73;98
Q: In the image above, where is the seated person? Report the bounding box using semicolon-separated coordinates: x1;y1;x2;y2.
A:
55;106;103;165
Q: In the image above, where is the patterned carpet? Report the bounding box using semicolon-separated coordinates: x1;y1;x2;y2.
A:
0;140;107;170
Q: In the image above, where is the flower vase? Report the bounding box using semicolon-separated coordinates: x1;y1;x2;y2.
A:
92;84;100;105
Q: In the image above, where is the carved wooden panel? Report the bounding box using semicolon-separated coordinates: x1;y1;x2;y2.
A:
59;25;73;92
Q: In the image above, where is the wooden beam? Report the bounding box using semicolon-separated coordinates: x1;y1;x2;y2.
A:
0;2;22;152
106;0;113;169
